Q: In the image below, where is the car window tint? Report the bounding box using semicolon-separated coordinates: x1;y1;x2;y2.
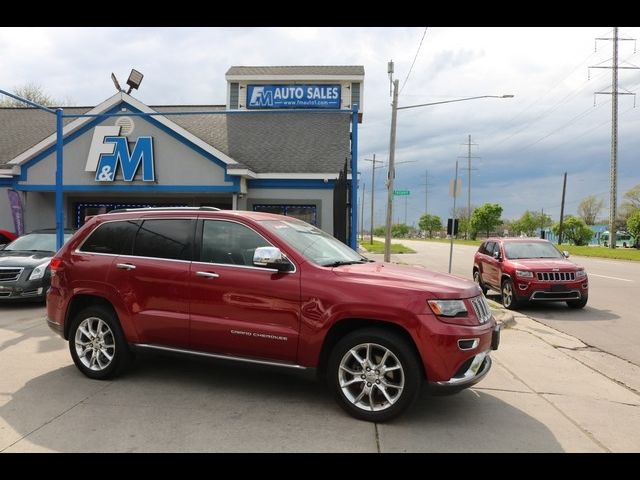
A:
80;221;139;255
133;219;194;261
484;242;494;255
201;220;270;266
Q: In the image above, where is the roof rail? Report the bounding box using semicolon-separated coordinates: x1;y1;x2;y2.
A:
108;206;222;214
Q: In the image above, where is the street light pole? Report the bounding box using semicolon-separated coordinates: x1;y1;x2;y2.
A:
384;78;400;262
382;86;514;263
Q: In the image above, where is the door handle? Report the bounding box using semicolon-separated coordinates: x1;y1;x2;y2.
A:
116;263;136;270
196;271;219;279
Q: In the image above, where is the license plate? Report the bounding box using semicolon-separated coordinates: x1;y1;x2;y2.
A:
550;284;568;292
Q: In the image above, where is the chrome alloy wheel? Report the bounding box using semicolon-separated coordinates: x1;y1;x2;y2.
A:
338;342;405;412
502;281;513;307
74;317;116;371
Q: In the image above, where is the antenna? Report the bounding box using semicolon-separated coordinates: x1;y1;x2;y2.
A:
111;73;123;92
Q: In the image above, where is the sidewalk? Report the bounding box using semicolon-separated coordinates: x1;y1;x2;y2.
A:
483;303;640;452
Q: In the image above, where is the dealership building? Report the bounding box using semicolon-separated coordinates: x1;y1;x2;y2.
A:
0;65;364;245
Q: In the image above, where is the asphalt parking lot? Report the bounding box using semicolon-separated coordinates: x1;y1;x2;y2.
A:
1;303;639;452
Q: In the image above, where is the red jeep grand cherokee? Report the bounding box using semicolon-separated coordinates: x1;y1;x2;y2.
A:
473;237;589;310
47;208;499;422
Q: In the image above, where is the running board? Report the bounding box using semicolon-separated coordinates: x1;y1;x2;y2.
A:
134;343;308;370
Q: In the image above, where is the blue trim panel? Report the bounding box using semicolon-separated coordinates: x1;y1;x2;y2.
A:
248;179;335;189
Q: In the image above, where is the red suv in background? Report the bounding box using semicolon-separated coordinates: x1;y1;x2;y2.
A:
473;238;589;310
47;207;499;422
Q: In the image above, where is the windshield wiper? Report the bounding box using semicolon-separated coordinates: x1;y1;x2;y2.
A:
323;260;368;267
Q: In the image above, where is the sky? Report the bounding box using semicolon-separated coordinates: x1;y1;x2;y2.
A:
1;26;639;229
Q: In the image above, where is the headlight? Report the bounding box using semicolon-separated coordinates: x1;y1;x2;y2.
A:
575;269;587;279
427;299;467;317
29;261;50;281
516;270;533;278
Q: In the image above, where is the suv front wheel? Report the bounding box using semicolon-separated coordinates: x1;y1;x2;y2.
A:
327;328;421;422
501;278;521;310
68;305;132;380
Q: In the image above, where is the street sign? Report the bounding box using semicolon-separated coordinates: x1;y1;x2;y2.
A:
393;190;410;196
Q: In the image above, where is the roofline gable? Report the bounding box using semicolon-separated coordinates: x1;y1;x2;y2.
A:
7;92;239;168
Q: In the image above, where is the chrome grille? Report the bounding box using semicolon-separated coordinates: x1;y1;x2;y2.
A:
536;271;575;282
0;267;23;282
471;295;491;324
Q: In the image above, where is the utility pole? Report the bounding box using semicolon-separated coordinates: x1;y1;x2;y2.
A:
590;27;638;249
448;160;459;274
363;154;384;245
360;181;365;241
384;61;399;262
558;172;567;245
459;135;479;239
404;195;408;224
424;169;428;216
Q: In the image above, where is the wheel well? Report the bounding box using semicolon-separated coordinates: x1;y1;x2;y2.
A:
501;274;511;286
316;319;424;380
64;294;117;339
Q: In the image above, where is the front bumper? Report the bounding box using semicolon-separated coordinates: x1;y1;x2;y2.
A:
513;279;588;302
430;350;492;389
0;282;46;301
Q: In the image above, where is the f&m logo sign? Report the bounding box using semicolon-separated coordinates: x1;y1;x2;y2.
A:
85;126;155;182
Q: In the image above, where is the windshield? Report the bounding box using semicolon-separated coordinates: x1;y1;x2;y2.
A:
5;233;73;253
504;241;563;260
259;219;366;267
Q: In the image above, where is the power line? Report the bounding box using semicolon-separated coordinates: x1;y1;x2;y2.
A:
400;27;428;95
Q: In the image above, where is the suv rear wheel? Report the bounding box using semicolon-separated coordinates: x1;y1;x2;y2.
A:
473;269;488;295
327;328;421;422
567;295;588;309
68;305;132;380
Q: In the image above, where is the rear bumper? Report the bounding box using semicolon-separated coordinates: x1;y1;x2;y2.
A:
47;318;65;338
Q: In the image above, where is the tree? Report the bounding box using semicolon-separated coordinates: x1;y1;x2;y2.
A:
372;226;386;237
391;223;410;238
627;210;640;248
470;203;503;238
551;216;593;246
577;195;604;225
622;183;640;210
511;210;552;237
418;214;442;238
0;82;59;107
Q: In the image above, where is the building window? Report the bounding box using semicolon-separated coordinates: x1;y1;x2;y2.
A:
75;202;187;228
253;204;317;226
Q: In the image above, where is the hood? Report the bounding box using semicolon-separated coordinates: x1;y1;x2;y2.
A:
331;262;480;299
508;258;580;270
0;251;53;268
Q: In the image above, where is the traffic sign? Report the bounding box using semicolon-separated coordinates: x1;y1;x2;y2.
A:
393;190;410;196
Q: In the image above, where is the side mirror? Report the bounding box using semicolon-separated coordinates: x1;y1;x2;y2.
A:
493;250;501;260
563;251;570;258
253;246;293;272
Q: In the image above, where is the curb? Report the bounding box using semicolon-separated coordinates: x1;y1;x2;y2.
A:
486;299;516;329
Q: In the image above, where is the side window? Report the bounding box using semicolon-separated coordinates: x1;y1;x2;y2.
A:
132;219;194;261
483;241;494;256
200;220;271;266
80;220;139;255
492;243;501;257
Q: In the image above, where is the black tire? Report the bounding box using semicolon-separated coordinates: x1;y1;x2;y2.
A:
501;278;521;310
567;295;588;309
473;269;488;295
327;327;422;422
68;305;132;380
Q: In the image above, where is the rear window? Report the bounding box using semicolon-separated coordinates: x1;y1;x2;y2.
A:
132;219;194;261
80;220;139;255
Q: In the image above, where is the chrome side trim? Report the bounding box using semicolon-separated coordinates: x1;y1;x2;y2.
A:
134;343;308;370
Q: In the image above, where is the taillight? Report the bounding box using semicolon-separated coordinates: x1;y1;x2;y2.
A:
50;258;62;271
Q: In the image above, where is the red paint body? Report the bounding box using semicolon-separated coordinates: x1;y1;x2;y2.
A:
47;210;497;384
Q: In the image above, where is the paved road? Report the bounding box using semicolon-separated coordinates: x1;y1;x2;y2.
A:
369;239;640;366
